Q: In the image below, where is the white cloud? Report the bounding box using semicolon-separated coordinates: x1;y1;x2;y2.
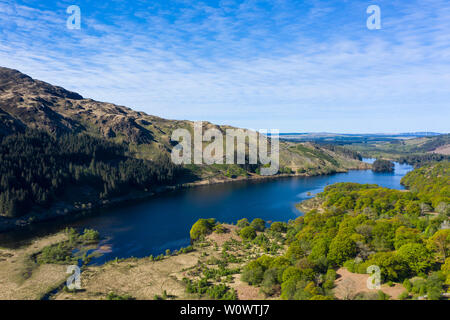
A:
0;0;449;132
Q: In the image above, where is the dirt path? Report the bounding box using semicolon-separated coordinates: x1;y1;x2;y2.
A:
334;268;405;300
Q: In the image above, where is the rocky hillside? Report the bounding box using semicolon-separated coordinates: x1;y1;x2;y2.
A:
0;66;366;177
0;67;179;154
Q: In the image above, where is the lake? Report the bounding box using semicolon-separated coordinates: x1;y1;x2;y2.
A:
0;160;413;264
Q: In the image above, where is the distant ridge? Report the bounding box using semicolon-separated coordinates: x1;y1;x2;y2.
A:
278;132;443;136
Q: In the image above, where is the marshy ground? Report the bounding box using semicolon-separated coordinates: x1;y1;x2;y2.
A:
0;232;68;299
0;223;407;300
53;224;277;300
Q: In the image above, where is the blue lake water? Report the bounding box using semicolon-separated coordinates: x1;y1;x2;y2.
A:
0;160;413;264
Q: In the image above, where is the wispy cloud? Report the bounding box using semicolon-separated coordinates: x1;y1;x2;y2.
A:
0;0;449;132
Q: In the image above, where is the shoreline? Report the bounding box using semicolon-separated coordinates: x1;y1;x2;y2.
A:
0;163;370;234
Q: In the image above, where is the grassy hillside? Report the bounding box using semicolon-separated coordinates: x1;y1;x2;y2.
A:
346;134;450;161
401;162;450;207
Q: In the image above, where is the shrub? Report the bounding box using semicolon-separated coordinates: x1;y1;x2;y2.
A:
190;218;216;241
325;269;336;282
327;234;356;266
427;229;450;261
241;261;264;285
397;243;433;276
270;221;287;233
310;295;333;300
377;290;391;300
236;218;250;228
106;292;135;300
410;278;427;294
403;279;412;292
206;284;236;300
394;226;421;250
426;271;445;300
253;233;270;247
280;278;312;300
260;268;279;296
282;267;302;283
285;241;306;262
343;259;357;273
354;292;379;300
398;291;409;300
180;245;194;254
366;251;408;282
240;226;257;240
323;279;334;290
250;218;266;232
442;257;450;285
213;224;227;234
37;243;74;264
79;228;100;243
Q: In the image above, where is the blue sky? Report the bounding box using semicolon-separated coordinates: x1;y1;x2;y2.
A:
0;0;449;133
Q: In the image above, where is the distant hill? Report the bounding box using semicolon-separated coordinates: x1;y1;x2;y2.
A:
409;134;450;154
279;132;444;144
378;134;449;155
341;132;450;163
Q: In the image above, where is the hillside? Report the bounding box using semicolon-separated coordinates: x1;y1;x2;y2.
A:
280;132;442;144
0;67;367;226
346;134;450;160
401;162;450;207
388;134;450;155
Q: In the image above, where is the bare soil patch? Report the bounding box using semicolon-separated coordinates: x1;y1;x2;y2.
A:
206;224;241;246
229;274;265;300
334;267;405;300
430;144;450;155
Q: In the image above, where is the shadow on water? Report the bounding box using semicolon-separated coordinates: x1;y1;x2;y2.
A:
0;160;413;265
